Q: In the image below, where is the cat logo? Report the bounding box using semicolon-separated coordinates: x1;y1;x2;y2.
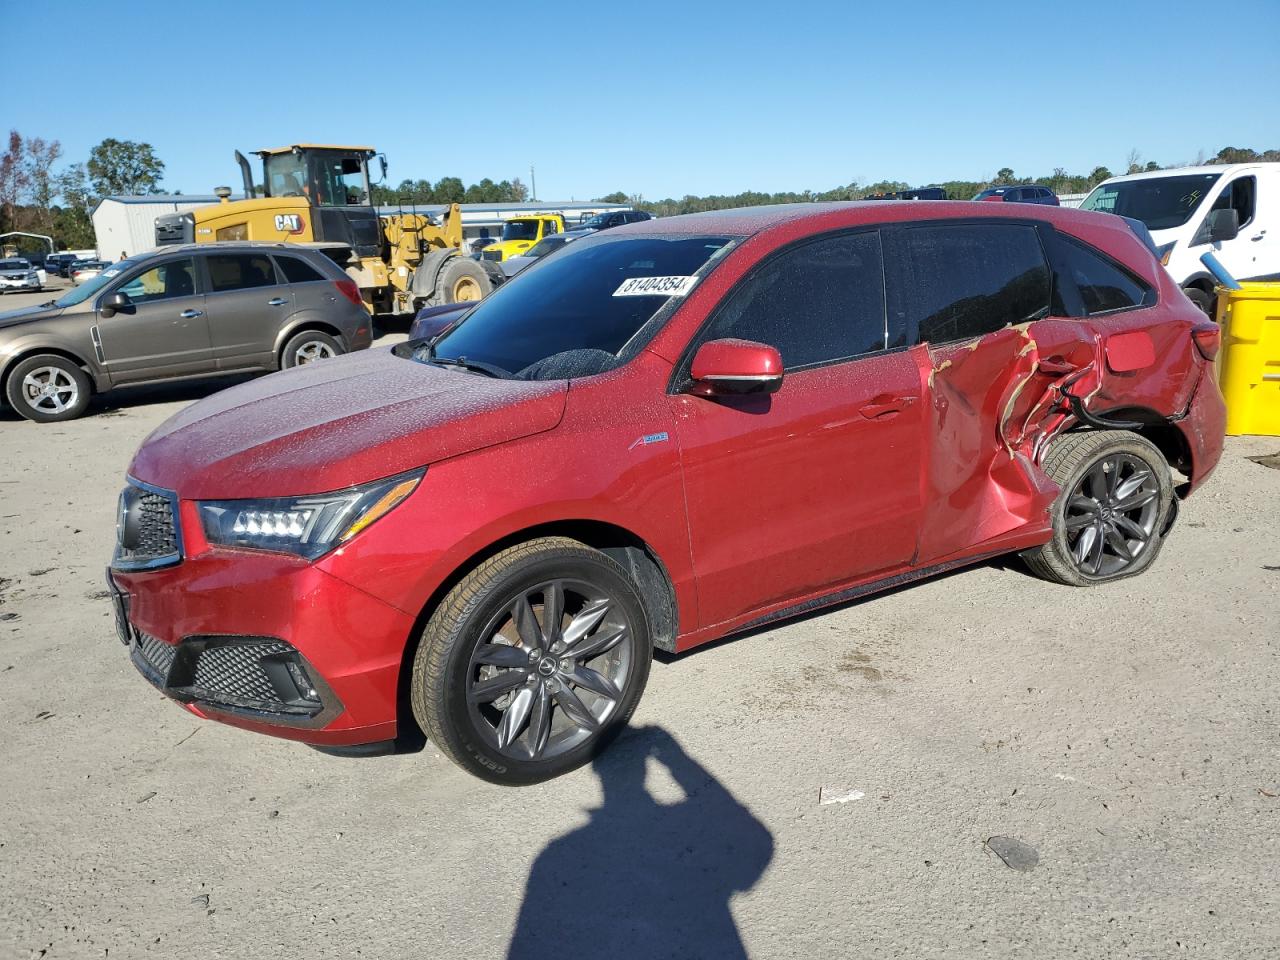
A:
274;214;306;235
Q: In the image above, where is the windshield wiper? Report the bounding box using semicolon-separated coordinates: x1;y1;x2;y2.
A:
426;354;511;379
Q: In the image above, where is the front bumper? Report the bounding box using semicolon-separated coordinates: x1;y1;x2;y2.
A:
0;277;40;290
109;542;416;747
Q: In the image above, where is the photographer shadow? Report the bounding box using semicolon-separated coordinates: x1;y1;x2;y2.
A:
508;726;773;960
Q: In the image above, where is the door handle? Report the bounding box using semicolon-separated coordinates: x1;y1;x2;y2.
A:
268;297;288;306
1251;231;1266;241
859;395;917;419
179;309;204;319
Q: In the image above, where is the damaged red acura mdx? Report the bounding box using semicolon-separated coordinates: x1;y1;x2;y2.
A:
108;202;1225;784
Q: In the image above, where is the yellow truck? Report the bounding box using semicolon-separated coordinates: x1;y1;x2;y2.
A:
477;213;567;262
154;144;500;314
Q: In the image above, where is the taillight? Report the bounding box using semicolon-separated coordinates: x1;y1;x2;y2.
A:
334;278;362;307
1191;325;1220;361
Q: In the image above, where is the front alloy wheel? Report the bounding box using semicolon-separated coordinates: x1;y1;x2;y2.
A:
468;579;633;762
412;537;651;784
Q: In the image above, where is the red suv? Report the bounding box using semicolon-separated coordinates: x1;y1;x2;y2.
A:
109;202;1226;784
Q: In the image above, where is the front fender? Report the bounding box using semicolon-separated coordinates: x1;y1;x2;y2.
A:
0;331;105;391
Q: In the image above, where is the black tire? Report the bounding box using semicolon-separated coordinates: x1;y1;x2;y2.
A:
1022;430;1174;587
3;353;92;423
1184;286;1215;317
435;256;493;305
280;330;344;369
411;537;652;785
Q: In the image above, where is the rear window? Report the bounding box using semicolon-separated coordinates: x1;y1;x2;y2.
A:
207;253;278;292
888;223;1051;346
1057;236;1154;315
275;255;325;284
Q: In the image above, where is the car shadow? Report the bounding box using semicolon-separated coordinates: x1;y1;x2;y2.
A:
87;374;261;416
506;725;773;960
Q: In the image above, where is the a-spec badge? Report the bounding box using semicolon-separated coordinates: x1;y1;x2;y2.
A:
274;213;306;235
628;431;670;450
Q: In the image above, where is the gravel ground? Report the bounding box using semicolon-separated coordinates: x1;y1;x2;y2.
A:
1;345;1278;959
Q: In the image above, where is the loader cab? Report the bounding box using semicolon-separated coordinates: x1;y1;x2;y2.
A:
254;145;384;259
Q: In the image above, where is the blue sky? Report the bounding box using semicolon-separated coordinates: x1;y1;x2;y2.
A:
6;0;1279;201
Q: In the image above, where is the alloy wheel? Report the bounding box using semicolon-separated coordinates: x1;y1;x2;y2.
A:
293;341;336;365
1064;453;1161;578
465;579;635;762
21;366;79;414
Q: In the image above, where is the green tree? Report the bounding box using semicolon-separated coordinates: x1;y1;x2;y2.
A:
994;167;1015;184
87;138;165;196
1088;166;1112;184
509;177;529;202
597;191;629;204
1211;146;1259;165
433;176;464;203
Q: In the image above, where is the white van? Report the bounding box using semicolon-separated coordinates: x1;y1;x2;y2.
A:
1080;163;1279;313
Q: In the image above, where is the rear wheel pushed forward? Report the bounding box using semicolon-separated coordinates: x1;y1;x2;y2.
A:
1022;430;1174;586
411;537;652;785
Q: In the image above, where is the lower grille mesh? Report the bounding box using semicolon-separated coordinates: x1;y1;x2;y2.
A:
192;640;291;705
137;632;177;678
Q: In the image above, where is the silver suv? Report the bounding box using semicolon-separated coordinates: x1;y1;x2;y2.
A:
0;243;371;422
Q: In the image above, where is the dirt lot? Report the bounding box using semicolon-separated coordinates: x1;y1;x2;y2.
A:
1;328;1278;958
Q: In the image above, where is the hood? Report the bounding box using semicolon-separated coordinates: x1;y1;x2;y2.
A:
0;303;62;328
129;347;568;499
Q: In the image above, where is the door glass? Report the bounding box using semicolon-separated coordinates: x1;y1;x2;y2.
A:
312;155;368;206
698;231;887;369
1210;176;1256;228
889;223;1051;345
275;255;325;284
1056;237;1154;315
207;254;278;293
116;258;197;303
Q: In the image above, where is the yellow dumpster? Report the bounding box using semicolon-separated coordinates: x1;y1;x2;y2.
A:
1216;281;1280;437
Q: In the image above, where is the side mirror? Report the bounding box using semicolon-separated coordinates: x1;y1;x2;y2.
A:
99;291;131;318
687;338;784;396
1207;207;1239;243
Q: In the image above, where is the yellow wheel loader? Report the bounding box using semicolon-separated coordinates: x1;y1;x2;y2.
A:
154;144;501;314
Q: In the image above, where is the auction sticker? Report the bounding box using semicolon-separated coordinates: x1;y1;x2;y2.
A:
613;275;698;297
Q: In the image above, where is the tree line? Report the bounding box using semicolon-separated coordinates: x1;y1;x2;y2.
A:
610;145;1280;218
1;132;164;249
3;130;1277;254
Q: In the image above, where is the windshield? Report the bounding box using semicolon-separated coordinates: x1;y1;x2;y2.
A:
265;152;308;198
502;220;541;242
582;214;609;229
1081;173;1221;230
426;234;736;378
53;258;141;308
526;237;567;258
0;260;29;270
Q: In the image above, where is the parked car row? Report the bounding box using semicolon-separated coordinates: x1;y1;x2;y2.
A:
0;258;45;294
105;199;1225;784
0;242;369;422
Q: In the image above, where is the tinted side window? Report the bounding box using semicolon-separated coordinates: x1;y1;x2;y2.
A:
888;223;1051;345
207;254;277;293
275;255;325;284
700;231;886;369
1057;236;1153;315
116;258;198;303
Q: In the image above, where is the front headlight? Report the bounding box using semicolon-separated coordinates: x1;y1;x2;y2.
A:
197;469;423;559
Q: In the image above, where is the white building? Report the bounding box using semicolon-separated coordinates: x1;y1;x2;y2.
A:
90;195;233;260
